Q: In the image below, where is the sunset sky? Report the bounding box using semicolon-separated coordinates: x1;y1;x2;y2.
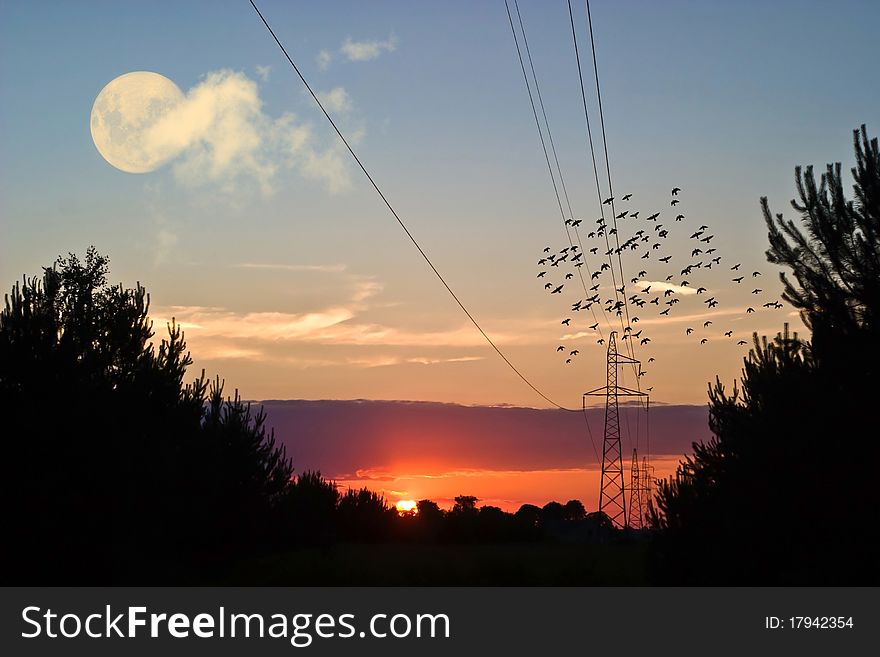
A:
2;1;878;509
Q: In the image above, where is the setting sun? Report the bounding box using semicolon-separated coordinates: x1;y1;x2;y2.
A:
395;500;418;515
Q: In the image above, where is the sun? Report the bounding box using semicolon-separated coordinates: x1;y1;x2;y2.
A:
395;500;418;516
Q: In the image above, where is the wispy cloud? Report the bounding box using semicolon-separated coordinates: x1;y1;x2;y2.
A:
316;49;333;71
234;262;348;273
406;356;484;365
317;87;352;114
255;65;271;82
340;35;397;62
141;69;352;195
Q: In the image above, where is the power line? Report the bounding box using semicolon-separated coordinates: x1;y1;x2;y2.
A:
506;0;613;339
583;0;643;378
247;0;579;413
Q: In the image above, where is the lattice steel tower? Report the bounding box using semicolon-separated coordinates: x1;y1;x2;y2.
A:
584;331;647;529
628;448;644;529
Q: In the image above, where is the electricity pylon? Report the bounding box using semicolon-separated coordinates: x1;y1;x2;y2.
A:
584;331;647;529
628;448;644;529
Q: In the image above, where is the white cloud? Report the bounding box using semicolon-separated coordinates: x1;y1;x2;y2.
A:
340;35;397;62
255;65;271;82
316;49;333;71
636;281;698;296
317;87;352;114
141;69;352;195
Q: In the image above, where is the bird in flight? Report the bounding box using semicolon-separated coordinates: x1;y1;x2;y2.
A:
696;287;707;294
732;276;744;283
561;318;571;326
659;255;672;263
602;197;614;205
746;307;755;313
700;338;708;345
570;350;579;356
704;320;713;327
671;199;680;206
660;308;670;315
646;212;660;221
647;386;654;392
544;282;553;289
752;271;762;277
640;337;651;345
597;338;605;345
731;263;741;271
622;193;633;201
616;211;628;219
557;345;565;352
671;187;681;195
648;357;655;363
752;288;762;294
551;285;564;294
589;322;599;330
686;328;694;335
543;247;551;253
537;271;547;278
725;331;733;337
565;358;572;364
565;273;573;280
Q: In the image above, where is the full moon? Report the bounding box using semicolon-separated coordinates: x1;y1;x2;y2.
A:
90;71;184;173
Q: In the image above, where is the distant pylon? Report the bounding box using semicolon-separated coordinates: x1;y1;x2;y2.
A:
584;331;647;529
628;448;644;529
641;455;655;525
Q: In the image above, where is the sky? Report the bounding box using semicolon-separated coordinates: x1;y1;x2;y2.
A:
2;1;879;501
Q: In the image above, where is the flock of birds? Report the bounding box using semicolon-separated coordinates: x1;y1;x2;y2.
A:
534;187;785;384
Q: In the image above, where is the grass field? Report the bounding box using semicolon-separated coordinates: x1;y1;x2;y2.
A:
219;541;650;586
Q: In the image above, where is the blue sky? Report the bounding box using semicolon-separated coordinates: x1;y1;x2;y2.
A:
2;0;878;406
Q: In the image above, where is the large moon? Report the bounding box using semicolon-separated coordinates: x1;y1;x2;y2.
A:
90;71;184;173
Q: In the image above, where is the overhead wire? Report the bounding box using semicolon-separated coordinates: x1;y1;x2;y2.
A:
247;0;586;415
505;0;613;341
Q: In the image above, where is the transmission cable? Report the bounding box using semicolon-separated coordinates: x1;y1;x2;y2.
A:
247;0;581;413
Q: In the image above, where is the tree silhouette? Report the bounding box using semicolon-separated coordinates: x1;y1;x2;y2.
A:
650;126;880;584
1;249;294;582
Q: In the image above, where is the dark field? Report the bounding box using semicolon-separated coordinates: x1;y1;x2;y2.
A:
219;542;649;586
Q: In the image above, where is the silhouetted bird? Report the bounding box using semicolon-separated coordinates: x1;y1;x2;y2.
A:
544;247;551;253
704;321;712;327
660;308;670;315
731;263;741;270
659;255;672;263
561;318;571;326
647;386;654;392
686;327;694;335
732;276;743;283
565;358;571;364
570;350;579;356
597;338;605;345
616;211;628;219
537;272;547;278
602;197;614;205
725;331;733;337
545;282;553;289
700;338;708;345
557;345;565;352
671;199;680;206
551;285;564;294
696;287;707;294
675;214;684;221
752;288;762;294
698;225;708;231
671;187;681;195
565;273;573;280
648;357;655;363
752;271;762;277
737;340;747;345
646;213;660;221
622;193;633;201
572;219;582;227
692;249;702;257
746;307;755;313
640;337;651;345
590;247;598;254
